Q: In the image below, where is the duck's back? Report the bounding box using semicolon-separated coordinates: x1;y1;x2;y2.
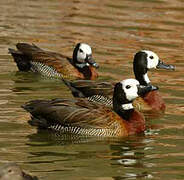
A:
9;43;84;80
22;98;129;137
63;79;115;106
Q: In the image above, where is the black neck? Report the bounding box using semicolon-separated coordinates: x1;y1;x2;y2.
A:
113;82;134;121
114;107;134;121
72;43;80;65
134;72;150;86
77;65;92;79
69;57;88;70
133;52;149;86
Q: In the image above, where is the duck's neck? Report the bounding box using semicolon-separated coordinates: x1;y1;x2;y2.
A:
113;97;146;135
133;55;151;86
113;94;134;121
69;57;92;79
133;65;151;86
75;64;92;79
112;84;145;134
75;62;89;69
116;106;134;121
136;72;151;86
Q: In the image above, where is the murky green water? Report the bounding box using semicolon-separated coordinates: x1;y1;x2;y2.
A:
0;0;184;179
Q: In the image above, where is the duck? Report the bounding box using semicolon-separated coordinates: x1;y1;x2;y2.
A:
9;43;99;80
63;50;175;113
22;79;152;137
0;162;38;180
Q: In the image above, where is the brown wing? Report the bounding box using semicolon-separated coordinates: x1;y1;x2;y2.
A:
16;43;83;80
63;79;115;107
64;79;115;98
23;98;124;131
31;52;83;79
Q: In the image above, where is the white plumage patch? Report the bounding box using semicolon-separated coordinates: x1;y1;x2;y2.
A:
120;79;139;101
143;73;150;84
121;103;134;110
75;62;89;68
141;50;159;69
77;43;92;62
80;43;92;54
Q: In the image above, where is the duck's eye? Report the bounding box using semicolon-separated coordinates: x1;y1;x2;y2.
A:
126;85;131;89
150;56;154;59
8;169;12;173
79;49;83;53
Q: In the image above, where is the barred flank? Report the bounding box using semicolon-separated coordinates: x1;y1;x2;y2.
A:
48;124;119;137
88;95;113;106
30;61;62;78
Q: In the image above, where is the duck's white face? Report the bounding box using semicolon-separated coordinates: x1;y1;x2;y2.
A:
142;50;159;69
77;43;92;63
120;79;139;101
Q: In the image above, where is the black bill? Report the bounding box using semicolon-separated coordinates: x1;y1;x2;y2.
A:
137;85;157;96
156;60;175;70
86;55;99;68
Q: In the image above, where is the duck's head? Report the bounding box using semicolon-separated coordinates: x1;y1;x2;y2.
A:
73;43;99;69
0;163;24;180
133;50;175;85
113;79;152;120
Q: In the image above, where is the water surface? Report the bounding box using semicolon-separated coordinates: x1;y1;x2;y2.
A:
0;0;184;179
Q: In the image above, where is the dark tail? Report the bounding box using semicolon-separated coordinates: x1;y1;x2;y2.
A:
22;100;50;128
8;48;31;71
62;78;85;98
21;100;43;112
9;43;42;71
28;117;48;129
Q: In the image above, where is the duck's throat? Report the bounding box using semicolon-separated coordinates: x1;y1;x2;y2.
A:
75;63;92;79
121;103;134;110
114;102;134;121
133;63;150;85
135;72;150;86
143;73;151;84
117;108;134;121
75;63;89;69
